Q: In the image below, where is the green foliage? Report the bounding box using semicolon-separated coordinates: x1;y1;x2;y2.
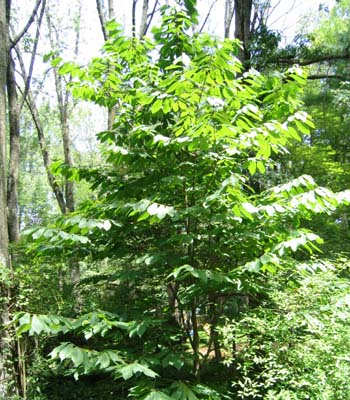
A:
15;2;350;399
220;259;350;399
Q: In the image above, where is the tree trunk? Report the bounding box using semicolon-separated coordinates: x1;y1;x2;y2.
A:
46;10;75;213
95;0;117;129
25;89;67;213
132;0;137;38
234;0;253;65
224;0;234;38
108;0;114;21
6;52;20;243
139;0;149;38
0;1;18;396
61;103;74;212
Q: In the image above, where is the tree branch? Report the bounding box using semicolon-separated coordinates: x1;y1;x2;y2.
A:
275;52;350;66
10;0;42;49
199;0;218;34
144;0;159;38
307;74;348;80
18;0;46;113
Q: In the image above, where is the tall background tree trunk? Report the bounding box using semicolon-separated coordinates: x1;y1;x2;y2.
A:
234;0;253;65
224;0;234;38
0;1;19;396
6;53;20;243
46;6;80;213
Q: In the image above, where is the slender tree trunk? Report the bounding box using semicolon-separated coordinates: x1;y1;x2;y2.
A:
6;52;20;243
46;10;76;213
61;103;74;212
0;1;18;396
132;0;137;38
140;0;158;39
13;36;67;214
95;0;117;129
190;304;200;381
26;92;67;213
224;0;234;38
0;0;11;394
0;0;8;272
108;0;114;21
139;0;149;38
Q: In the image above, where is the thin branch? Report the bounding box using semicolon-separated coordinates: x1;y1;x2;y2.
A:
307;74;348;80
144;0;159;38
199;0;218;34
18;0;46;113
10;0;42;49
275;53;350;66
269;0;296;28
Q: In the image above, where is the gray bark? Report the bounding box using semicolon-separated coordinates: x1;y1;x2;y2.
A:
139;0;149;38
108;0;115;22
224;0;234;38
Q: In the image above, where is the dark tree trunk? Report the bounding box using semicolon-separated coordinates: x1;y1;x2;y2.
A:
6;52;20;243
234;0;253;65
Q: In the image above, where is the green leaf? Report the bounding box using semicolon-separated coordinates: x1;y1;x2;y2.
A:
170;382;199;400
248;161;257;175
58;61;78;75
162;353;184;370
144;391;172;400
31;315;45;335
71;347;84;367
151;99;163;114
117;362;158;380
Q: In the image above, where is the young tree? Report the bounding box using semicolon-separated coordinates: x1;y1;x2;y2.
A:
17;2;350;398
